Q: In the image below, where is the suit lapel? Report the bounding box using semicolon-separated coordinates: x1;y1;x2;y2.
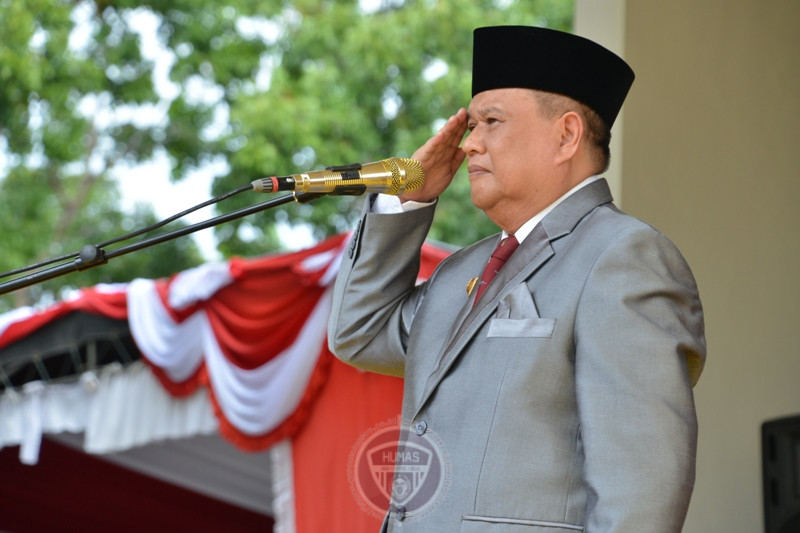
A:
412;178;614;416
416;224;553;414
471;223;551;314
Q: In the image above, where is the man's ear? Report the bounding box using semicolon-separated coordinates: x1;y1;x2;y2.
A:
555;111;583;164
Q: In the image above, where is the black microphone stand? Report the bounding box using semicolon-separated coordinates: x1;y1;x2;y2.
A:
0;192;321;296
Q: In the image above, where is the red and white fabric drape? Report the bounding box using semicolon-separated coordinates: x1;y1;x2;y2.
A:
0;234;450;532
127;233;349;450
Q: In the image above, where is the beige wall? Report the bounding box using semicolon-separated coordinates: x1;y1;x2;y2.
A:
577;0;800;531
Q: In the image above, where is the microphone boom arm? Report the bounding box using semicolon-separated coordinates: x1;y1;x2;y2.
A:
1;156;424;296
0;193;303;296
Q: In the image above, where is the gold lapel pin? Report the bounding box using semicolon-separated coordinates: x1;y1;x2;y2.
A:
466;276;479;296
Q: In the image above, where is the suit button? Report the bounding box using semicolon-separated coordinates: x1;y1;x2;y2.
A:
414;420;427;435
394;504;406;520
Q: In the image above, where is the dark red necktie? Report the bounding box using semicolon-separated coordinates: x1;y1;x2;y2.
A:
473;235;519;304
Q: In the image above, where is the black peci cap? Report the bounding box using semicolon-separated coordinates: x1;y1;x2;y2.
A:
472;26;635;128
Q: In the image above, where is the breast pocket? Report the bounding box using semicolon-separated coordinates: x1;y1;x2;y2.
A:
487;317;556;338
488;283;555;338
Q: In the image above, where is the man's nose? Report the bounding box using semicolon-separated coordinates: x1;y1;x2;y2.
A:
462;128;484;155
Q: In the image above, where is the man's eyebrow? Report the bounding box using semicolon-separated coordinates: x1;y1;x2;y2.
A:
466;105;504;122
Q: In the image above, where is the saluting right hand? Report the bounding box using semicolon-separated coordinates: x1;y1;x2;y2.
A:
399;108;468;203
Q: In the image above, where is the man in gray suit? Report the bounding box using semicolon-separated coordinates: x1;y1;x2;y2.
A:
329;26;706;532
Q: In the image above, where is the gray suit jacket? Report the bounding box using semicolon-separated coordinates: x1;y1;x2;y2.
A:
329;179;706;532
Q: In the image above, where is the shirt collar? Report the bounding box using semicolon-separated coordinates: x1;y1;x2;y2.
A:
505;175;601;243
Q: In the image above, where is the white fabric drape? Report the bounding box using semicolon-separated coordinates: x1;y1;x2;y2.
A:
0;362;217;464
127;278;208;383
127;278;333;437
270;439;297;533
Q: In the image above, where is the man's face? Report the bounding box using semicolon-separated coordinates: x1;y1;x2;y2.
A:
464;88;563;231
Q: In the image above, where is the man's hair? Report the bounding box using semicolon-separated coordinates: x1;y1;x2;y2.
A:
530;90;611;174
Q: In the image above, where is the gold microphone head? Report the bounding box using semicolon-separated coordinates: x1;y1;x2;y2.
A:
390;157;425;194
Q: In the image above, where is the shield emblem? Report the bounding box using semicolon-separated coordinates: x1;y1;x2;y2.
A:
367;440;432;506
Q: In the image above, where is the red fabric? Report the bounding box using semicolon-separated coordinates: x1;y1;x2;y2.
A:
292;357;404;532
155;234;347;370
290;239;448;532
208;345;334;452
1;234;450;453
0;438;274;532
201;269;324;370
419;242;451;279
140;356;208;398
137;234;351;447
0;234;452;533
0;287;128;349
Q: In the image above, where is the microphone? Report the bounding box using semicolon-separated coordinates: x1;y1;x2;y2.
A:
251;157;424;196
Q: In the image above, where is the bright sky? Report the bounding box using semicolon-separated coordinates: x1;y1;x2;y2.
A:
112;155;227;261
2;1;419;263
92;7;310;261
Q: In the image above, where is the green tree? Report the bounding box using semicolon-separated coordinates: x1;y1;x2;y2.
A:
213;0;572;254
0;0;207;310
0;0;572;311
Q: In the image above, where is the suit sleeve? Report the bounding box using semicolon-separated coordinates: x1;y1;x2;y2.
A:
574;225;706;532
327;200;436;377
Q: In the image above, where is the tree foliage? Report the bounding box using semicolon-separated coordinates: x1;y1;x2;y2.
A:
0;0;571;310
0;0;207;310
212;0;571;253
